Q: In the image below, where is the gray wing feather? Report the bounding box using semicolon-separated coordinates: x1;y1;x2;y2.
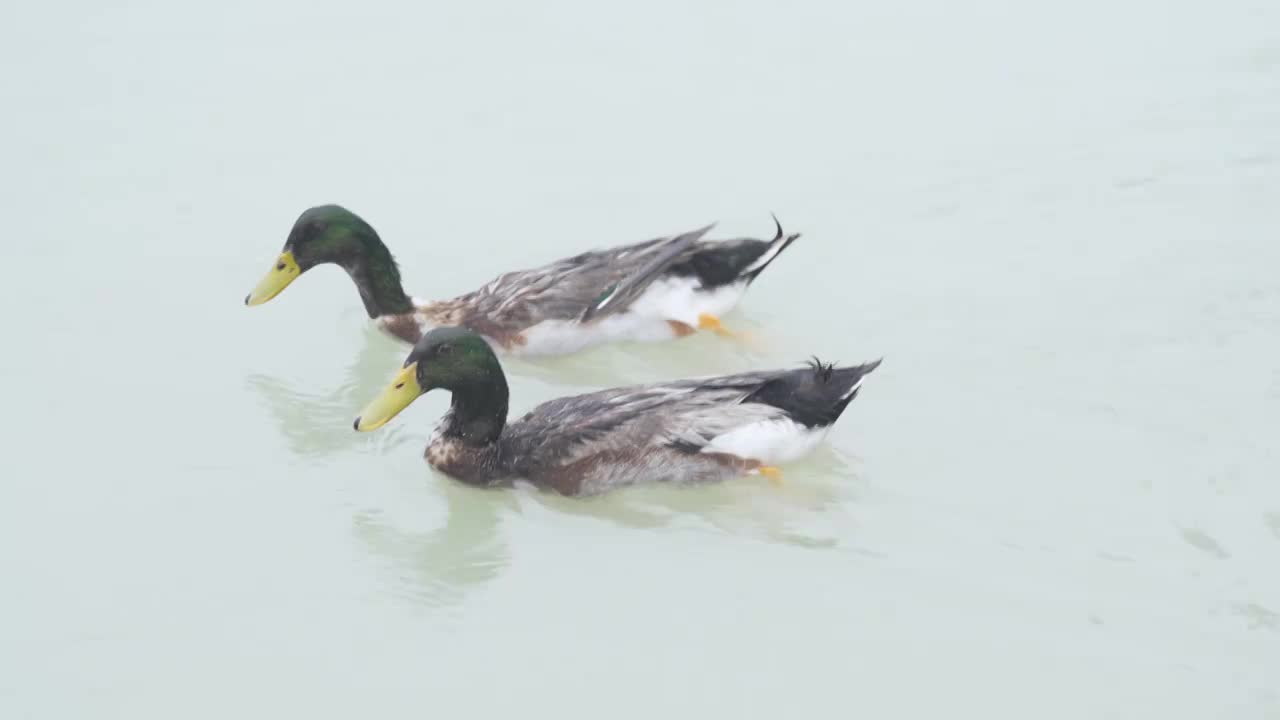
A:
501;371;788;473
579;223;715;322
444;224;715;334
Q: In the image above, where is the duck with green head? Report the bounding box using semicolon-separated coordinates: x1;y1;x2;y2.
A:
244;205;800;356
354;326;881;496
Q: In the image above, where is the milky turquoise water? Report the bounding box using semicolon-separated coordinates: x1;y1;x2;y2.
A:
2;1;1278;717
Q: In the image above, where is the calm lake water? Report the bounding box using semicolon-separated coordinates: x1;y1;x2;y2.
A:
2;0;1278;717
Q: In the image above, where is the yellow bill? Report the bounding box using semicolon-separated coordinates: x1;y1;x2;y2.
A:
244;251;301;306
354;363;423;432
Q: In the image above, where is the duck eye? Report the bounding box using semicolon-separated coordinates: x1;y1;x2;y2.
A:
438;344;453;357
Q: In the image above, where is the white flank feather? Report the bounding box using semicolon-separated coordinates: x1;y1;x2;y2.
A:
701;419;829;465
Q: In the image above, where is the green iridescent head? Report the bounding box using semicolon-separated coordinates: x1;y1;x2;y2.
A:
244;204;413;317
354;327;510;440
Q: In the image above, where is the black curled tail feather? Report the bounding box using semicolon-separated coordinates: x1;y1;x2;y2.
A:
744;357;882;428
827;358;882;417
670;214;801;290
739;214;801;283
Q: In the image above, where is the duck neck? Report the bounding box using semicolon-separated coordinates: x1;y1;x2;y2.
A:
442;374;510;446
342;231;414;318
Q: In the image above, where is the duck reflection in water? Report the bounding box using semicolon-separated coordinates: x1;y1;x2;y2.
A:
354;446;863;609
245;327;410;459
354;482;514;609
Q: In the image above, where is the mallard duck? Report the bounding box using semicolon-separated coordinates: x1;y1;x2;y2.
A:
353;326;881;496
244;205;799;356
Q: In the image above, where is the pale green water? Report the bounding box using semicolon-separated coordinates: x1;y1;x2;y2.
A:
3;0;1279;717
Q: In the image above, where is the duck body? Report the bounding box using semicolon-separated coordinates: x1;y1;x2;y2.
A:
247;205;799;357
425;364;878;495
355;327;881;497
392;233;779;355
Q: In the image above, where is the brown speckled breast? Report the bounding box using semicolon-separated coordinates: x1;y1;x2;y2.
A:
378;314;424;344
413;302;530;351
425;438;505;487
